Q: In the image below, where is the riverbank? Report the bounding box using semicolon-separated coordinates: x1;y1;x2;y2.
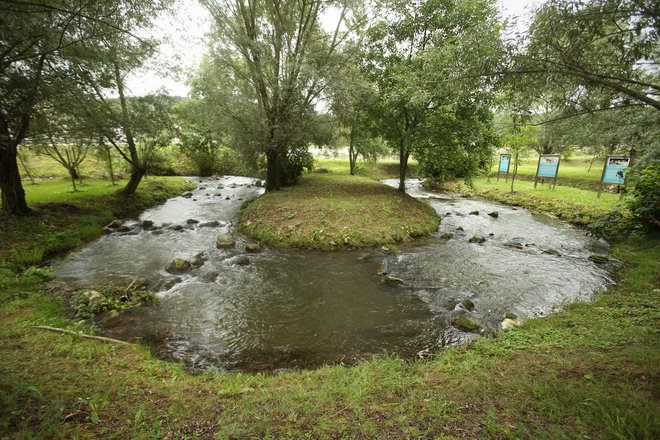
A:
1;174;658;438
238;173;439;249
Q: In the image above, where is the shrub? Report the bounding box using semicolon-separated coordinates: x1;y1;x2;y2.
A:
628;162;660;228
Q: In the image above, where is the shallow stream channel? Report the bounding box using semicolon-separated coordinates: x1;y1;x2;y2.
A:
54;176;616;372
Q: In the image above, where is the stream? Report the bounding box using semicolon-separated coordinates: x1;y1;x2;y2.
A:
53;176;615;372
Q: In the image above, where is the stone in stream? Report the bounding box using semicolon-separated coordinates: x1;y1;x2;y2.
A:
255;180;263;187
151;230;164;235
542;248;561;256
451;315;480;332
502;312;518;320
588;254;609;264
488;211;499;218
191;253;207;268
116;225;131;233
504;241;524;250
415;293;433;304
234;256;251;266
169;225;184;231
469;210;480;215
163;277;182;290
199;221;221;228
384;276;406;287
182;192;193;198
456;226;464;232
245;243;262;253
107;219;124;229
216;234;235;248
468;235;486;244
166;258;192;274
186;219;199;225
440;232;454;240
141;220;154;229
459;298;475;311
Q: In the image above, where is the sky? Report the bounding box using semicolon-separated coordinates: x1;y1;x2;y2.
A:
125;0;544;97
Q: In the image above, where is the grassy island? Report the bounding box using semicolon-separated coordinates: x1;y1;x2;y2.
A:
238;173;440;249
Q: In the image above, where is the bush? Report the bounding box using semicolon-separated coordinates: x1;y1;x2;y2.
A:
628;162;660;228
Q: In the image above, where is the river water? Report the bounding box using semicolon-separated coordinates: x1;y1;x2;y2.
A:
53;176;614;371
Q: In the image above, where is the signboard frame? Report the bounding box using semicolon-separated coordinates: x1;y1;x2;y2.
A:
497;154;511;182
598;156;630;199
534;154;561;189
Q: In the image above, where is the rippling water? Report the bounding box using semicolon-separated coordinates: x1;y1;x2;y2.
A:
53;176;614;371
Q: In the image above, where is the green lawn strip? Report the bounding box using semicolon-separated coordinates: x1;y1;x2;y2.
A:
467;177;624;228
239;173;439;249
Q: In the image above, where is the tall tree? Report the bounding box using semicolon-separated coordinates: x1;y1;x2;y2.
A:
0;0;168;214
200;0;353;191
364;0;504;192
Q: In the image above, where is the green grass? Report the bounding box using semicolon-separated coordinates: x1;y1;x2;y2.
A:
239;172;440;249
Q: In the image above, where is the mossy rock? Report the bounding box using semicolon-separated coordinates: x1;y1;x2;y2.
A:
166;258;192;274
452;315;480;332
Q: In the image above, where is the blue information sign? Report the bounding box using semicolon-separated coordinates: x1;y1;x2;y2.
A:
499;154;511;173
537;155;560;178
603;156;629;184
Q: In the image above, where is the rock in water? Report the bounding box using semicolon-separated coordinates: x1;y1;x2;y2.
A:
245;243;262;253
216;234;235;248
107;219;124;229
542;248;561;256
255;180;263;187
488;211;499;218
199;221;220;228
166;258;192;274
235;256;251;266
504;241;523;250
141;220;154;229
469;210;480;216
460;298;475;311
186;219;199;225
588;254;609;264
451;315;479;332
384;276;405;287
440;232;454;240
469;235;486;244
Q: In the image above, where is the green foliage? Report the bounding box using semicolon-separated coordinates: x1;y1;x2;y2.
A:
70;284;159;321
628;162;660;228
275;147;315;186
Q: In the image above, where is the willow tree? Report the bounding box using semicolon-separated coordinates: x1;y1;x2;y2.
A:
0;0;168;214
200;0;353;191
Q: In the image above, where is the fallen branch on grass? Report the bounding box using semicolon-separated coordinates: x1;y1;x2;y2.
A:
32;325;133;346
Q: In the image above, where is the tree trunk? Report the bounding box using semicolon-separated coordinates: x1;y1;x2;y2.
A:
265;150;279;192
349;127;357;176
107;149;116;185
398;139;409;193
120;169;145;195
0;140;31;215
